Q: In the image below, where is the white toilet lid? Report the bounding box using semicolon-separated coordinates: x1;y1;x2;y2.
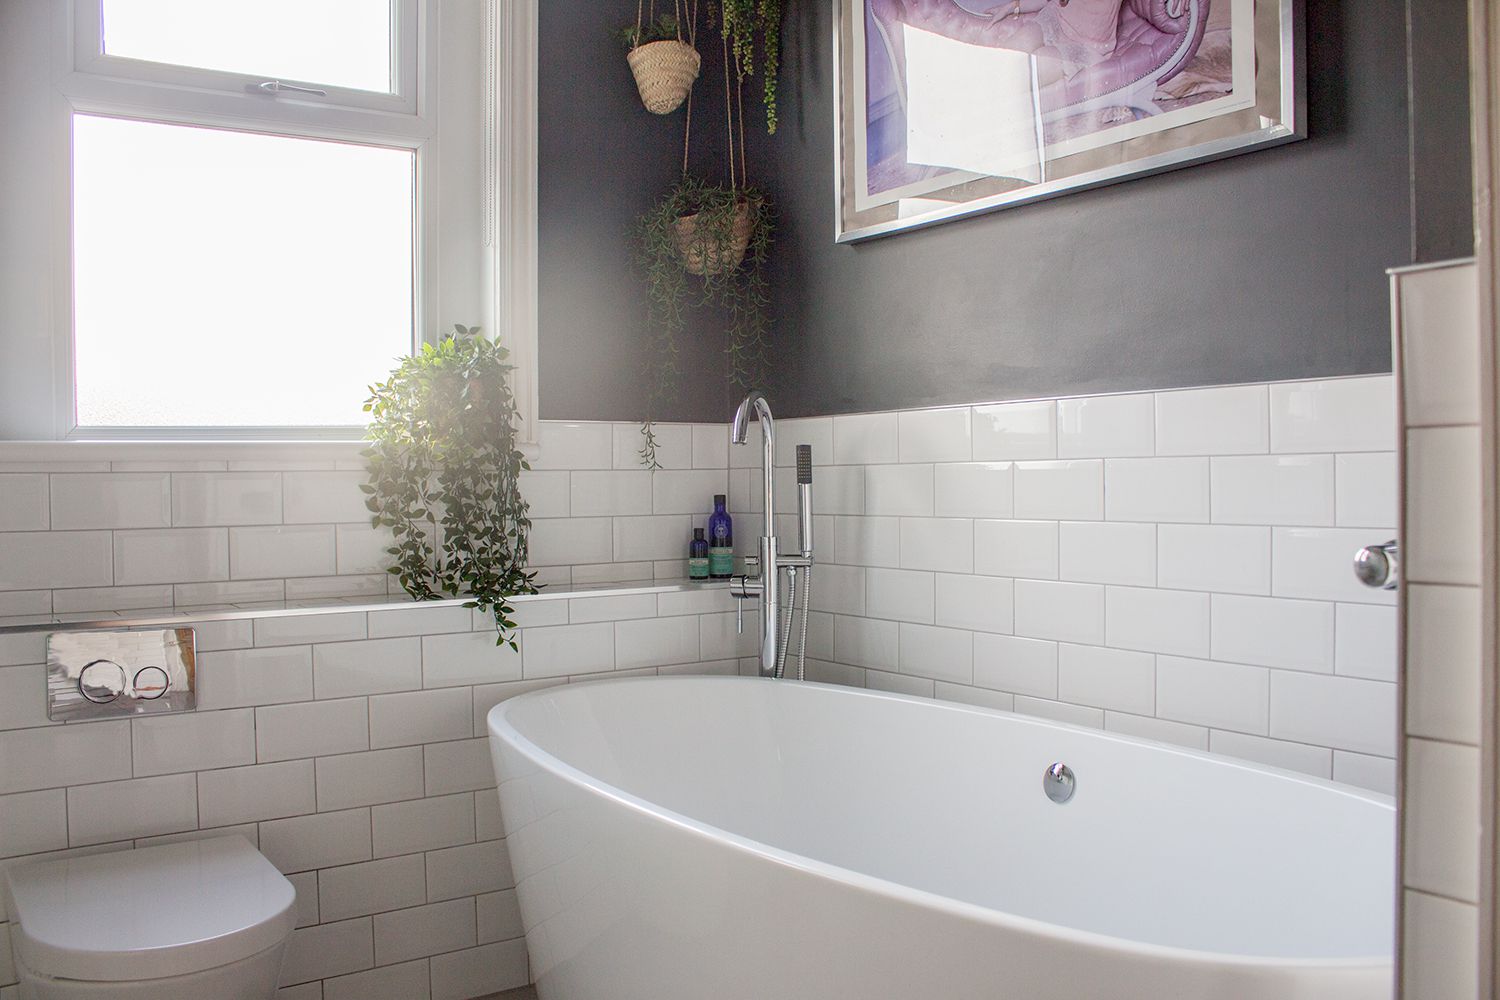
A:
4;835;297;983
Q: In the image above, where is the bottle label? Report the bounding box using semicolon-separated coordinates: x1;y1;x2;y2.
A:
688;556;710;579
709;547;734;576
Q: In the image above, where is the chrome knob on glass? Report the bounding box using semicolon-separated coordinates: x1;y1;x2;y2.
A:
1353;540;1399;591
729;391;814;679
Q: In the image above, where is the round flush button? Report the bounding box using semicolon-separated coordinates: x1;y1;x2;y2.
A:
78;660;127;704
133;666;170;700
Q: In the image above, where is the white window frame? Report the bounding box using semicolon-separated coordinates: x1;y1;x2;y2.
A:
485;0;539;447
72;0;423;116
44;0;539;444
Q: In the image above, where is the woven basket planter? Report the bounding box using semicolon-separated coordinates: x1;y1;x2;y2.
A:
627;39;701;115
672;199;756;275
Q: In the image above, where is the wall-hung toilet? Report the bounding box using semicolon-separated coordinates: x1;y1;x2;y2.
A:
3;836;297;999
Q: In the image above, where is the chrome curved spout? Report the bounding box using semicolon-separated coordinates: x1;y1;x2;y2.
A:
731;390;775;524
730;389;769;444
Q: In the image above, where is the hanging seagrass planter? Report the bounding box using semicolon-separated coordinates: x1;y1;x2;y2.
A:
625;0;700;114
672;196;757;275
629;40;701;114
665;2;762;277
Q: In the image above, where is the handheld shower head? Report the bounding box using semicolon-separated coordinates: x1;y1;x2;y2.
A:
796;444;812;485
794;445;813;560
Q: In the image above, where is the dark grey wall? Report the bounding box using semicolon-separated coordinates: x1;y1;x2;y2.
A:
537;1;742;422
537;0;1474;422
1409;0;1473;263
755;0;1472;417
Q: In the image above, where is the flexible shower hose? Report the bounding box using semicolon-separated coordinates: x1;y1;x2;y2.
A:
776;569;796;679
775;566;811;681
796;569;810;681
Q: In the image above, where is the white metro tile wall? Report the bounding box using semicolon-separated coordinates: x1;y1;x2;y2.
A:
0;475;49;532
0;421;739;614
772;374;1398;794
0;586;743;998
1392;259;1483;1000
1057;394;1153;458
0;376;1403;992
1154;384;1270;456
1404;427;1481;585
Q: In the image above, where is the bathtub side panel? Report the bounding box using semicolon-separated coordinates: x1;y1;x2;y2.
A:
489;728;1387;1000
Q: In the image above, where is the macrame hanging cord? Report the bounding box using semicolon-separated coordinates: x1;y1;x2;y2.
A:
635;0;689;47
679;0;699;176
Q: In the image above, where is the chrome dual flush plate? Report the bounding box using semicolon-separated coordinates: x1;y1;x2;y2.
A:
47;628;197;722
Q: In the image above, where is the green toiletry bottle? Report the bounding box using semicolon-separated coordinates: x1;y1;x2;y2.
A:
689;528;710;580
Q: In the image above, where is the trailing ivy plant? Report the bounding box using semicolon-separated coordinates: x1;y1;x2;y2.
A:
636;175;772;467
361;325;537;648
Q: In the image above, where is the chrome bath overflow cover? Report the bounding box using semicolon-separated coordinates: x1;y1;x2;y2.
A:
1043;762;1076;804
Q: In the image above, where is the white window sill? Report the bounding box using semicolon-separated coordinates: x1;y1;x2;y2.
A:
0;438;539;465
0;439;371;465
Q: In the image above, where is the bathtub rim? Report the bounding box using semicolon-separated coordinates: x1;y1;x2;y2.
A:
487;674;1395;973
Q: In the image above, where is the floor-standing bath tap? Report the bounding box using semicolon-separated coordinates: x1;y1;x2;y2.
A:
729;391;814;678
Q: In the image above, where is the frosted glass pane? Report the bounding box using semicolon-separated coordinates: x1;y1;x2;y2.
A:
101;0;393;94
73;115;414;428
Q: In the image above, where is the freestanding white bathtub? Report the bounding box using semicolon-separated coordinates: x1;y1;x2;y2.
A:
487;676;1394;1000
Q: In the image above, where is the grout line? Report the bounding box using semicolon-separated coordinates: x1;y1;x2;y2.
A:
1406;732;1485;751
1402;886;1483;909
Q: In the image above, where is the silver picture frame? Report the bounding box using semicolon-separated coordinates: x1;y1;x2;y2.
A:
833;0;1305;243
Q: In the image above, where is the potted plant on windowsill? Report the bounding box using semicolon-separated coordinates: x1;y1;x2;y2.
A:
361;325;537;647
620;8;701;114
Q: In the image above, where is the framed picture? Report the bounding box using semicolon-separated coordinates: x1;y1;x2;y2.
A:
834;0;1304;242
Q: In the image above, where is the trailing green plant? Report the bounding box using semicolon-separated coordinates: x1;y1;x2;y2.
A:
722;0;783;133
361;325;537;648
636;176;772;468
615;11;681;49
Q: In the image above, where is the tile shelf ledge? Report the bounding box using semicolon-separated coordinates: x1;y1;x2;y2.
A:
0;439;372;463
0;578;730;635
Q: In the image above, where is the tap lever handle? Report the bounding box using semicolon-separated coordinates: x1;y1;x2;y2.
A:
796;445;813;485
